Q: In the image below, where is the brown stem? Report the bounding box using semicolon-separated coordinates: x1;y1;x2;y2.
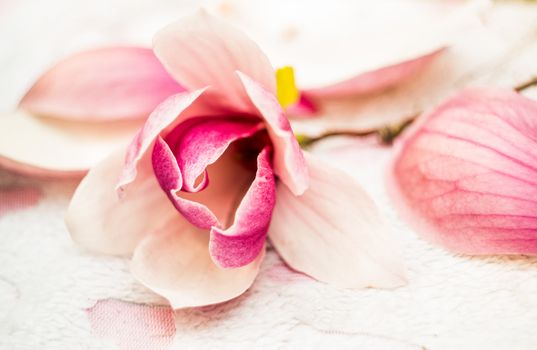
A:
298;76;537;148
514;76;537;92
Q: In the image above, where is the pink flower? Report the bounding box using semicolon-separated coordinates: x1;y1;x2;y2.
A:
66;12;405;308
389;88;537;255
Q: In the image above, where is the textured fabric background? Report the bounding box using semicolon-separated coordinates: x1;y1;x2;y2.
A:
1;1;537;349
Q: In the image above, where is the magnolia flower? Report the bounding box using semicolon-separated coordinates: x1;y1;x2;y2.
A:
389;88;537;255
66;12;405;308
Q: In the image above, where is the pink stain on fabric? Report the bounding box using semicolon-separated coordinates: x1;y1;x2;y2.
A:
86;299;175;350
0;186;41;217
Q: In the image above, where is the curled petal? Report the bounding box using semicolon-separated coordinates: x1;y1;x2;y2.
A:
151;136;218;229
153;10;275;112
269;153;406;289
20;47;184;121
131;224;264;309
389;88;537;255
152;135;259;231
66;149;178;256
0;110;140;177
165;117;262;192
210;146;276;268
117;90;206;191
238;71;309;195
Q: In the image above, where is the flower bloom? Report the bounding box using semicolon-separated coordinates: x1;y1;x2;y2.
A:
66;12;405;308
390;88;537;255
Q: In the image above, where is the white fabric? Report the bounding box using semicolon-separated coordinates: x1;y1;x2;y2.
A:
1;1;537;349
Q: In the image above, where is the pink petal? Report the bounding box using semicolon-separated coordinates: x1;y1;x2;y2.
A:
237;71;309;195
131;223;264;309
285;95;318;118
151;117;263;229
304;49;443;98
165;117;262;192
390;88;537;255
66;149;179;256
0;110;141;177
210;146;276;268
117;90;206;191
20;47;184;121
153;10;276;113
269;153;406;289
152;135;259;231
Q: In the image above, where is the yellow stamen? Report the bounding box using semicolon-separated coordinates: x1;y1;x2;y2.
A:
276;66;299;108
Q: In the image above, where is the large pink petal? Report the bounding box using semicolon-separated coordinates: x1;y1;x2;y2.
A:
20;47;184;121
117;89;206;191
153;10;275;113
0;110;141;177
390;88;537;255
269;153;406;289
210;146;276;268
131;223;264;309
237;72;309;195
304;49;444;99
66;149;179;256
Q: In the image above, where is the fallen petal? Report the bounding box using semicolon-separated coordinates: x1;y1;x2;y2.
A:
389;88;537;255
304;49;444;99
212;0;484;91
131;223;264;309
0;109;140;177
269;153;406;289
20;47;184;121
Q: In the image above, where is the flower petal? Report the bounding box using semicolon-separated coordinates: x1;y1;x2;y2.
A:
165;117;262;192
20;47;184;121
389;88;537;255
117;89;206;191
237;71;309;195
151;136;218;229
269;153;406;289
304;49;443;98
212;0;485;90
152;135;257;231
210;146;276;268
153;10;275;112
131;224;264;309
66;149;178;255
0;109;141;177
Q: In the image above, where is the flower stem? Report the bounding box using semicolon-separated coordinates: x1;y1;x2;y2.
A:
297;76;537;148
